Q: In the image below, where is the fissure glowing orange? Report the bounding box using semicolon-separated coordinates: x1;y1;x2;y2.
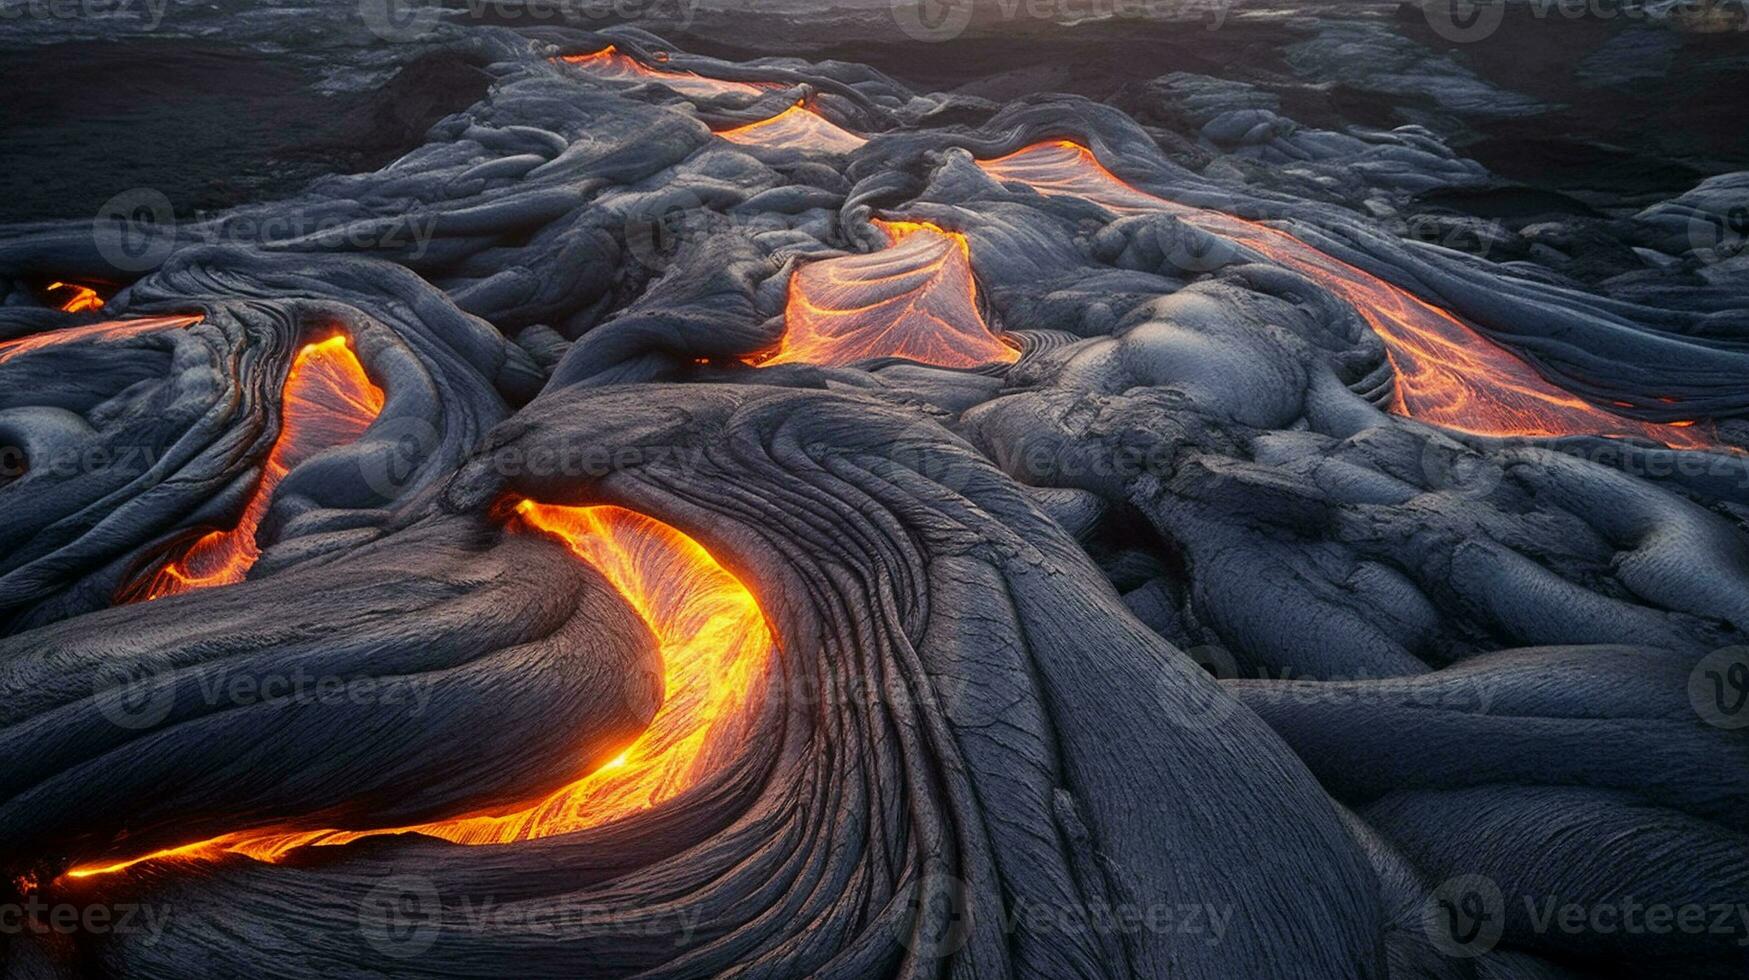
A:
121;335;386;601
69;500;773;877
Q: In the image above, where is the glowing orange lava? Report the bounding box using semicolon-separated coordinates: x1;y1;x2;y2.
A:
980;141;1717;450
68;500;773;877
560;45;772;100
762;218;1019;368
44;281;105;313
119;335;385;602
0;314;200;367
717;103;868;154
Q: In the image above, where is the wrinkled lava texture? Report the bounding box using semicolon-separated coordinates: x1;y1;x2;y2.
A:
3;21;1749;980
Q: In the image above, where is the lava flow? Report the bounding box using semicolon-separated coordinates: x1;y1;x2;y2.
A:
761;218;1019;368
44;281;105;313
118;335;385;602
0;314;200;367
980;141;1717;450
717;104;868;153
560;45;771;100
68;500;773;877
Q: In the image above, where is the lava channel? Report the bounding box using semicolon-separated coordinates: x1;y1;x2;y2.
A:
118;335;385;602
760;218;1020;368
980;141;1718;450
560;45;773;100
0;314;200;368
69;500;774;877
716;104;868;153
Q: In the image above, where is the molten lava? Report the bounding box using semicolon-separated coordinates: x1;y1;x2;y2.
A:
716;104;868;154
120;335;385;602
67;500;773;877
44;281;105;313
980;141;1716;450
0;314;200;367
762;218;1019;368
560;45;771;100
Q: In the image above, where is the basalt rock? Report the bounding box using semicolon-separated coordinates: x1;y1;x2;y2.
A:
0;23;1745;980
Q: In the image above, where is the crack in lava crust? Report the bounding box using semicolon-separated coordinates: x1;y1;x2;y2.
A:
68;499;773;876
119;335;386;601
762;218;1020;368
980;141;1719;450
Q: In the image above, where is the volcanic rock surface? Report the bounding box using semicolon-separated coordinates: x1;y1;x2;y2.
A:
1;16;1747;980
